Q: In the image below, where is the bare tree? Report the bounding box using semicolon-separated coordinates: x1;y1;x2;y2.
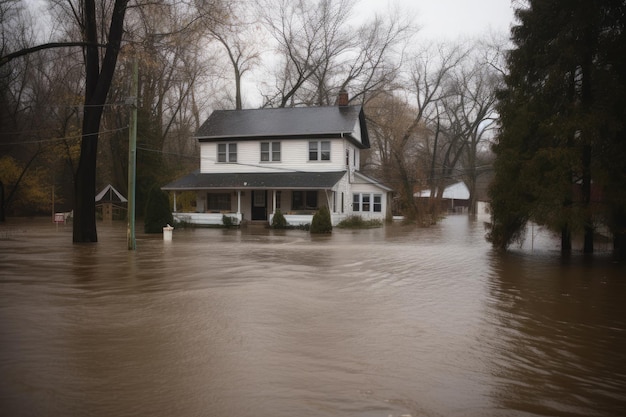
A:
363;92;429;219
1;0;82;218
200;1;260;109
69;0;128;242
411;41;503;218
388;43;466;221
257;0;353;107
454;57;500;215
335;7;414;105
89;0;227;214
257;0;414;108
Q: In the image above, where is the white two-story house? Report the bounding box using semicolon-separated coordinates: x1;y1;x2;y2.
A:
162;93;392;226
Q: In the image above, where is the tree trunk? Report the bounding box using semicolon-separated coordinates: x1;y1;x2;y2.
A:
561;224;572;254
611;207;626;260
73;118;100;242
582;143;594;253
614;232;626;260
580;19;594;254
0;181;4;222
72;0;128;243
234;67;242;110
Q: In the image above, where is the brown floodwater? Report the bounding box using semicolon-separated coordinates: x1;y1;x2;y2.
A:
1;216;625;417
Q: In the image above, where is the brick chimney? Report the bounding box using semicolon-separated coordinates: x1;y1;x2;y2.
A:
338;88;349;106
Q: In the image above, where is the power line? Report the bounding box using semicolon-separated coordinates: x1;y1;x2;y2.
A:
136;145;199;159
0;126;129;146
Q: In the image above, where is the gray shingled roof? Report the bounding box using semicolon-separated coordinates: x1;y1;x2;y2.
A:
162;171;347;191
195;106;370;148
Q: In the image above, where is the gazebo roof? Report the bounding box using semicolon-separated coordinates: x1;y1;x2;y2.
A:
95;184;128;203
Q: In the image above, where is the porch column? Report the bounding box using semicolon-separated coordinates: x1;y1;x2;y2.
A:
237;190;241;215
272;190;277;213
325;190;334;226
173;192;177;213
324;190;332;211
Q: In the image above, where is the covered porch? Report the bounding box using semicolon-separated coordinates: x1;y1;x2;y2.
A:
162;171;349;227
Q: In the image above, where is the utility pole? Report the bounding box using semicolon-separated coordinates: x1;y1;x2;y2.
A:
127;58;138;250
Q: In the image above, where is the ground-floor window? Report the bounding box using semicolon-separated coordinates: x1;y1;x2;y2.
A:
373;194;382;212
207;193;231;211
292;191;318;210
353;193;382;212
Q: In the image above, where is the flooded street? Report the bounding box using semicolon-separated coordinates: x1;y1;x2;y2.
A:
1;216;625;416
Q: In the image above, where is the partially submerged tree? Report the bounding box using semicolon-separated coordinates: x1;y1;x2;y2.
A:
389;44;466;222
364;91;428;222
71;0;128;242
144;185;173;233
310;205;332;233
489;0;626;256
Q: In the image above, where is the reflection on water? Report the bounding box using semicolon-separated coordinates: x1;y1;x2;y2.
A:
1;216;625;417
485;252;626;416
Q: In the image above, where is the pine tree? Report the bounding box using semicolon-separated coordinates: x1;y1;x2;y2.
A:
144;186;173;233
489;0;626;256
310;206;332;234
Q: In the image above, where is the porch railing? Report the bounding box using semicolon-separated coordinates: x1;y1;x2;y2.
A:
172;212;241;226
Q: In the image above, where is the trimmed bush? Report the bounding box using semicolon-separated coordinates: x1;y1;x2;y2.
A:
310;206;332;234
271;209;288;229
144;186;174;233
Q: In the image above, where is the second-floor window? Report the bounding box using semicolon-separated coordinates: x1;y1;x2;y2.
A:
218;143;237;162
261;142;281;162
309;140;330;161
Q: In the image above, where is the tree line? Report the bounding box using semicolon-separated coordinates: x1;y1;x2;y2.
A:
4;0;623;257
2;0;498;246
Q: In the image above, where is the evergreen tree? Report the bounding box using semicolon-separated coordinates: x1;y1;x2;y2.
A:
144;186;173;233
310;206;332;234
271;209;288;229
489;0;626;256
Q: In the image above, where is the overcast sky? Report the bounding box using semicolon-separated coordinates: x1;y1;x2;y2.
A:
359;0;516;40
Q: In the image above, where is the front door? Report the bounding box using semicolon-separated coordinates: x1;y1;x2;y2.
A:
251;190;267;221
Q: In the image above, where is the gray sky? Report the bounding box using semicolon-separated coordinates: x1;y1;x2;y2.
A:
359;0;516;39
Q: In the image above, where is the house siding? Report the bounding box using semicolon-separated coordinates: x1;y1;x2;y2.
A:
349;180;390;221
200;138;350;174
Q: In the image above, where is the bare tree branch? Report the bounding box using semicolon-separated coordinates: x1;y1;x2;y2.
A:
0;41;106;67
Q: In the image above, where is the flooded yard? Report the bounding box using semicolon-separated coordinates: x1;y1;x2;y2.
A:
1;216;625;416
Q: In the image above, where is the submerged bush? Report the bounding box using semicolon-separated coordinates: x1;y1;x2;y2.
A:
144;186;174;233
310;206;332;234
222;215;237;228
337;215;382;229
271;209;288;229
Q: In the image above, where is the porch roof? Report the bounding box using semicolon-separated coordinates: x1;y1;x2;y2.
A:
162;171;347;191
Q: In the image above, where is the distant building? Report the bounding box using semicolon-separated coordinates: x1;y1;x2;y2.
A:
414;182;470;213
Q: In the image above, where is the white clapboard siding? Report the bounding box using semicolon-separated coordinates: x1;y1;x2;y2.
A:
200;138;354;173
